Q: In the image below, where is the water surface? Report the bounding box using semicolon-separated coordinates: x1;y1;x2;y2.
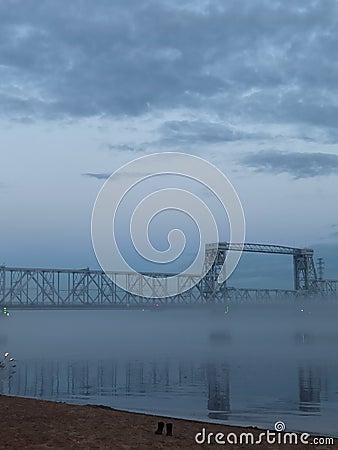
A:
1;303;337;437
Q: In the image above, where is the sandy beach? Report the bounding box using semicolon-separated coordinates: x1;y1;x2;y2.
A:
0;395;336;449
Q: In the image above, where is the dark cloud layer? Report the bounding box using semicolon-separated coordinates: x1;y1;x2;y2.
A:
1;0;338;142
241;150;338;178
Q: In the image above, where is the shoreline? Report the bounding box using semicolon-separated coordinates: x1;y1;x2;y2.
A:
0;395;337;449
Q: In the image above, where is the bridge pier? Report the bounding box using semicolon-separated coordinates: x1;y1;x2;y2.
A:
293;249;317;292
201;244;227;303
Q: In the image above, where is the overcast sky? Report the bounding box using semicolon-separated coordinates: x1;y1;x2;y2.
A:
1;0;338;287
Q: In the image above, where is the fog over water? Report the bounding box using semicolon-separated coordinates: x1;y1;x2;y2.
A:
1;301;338;437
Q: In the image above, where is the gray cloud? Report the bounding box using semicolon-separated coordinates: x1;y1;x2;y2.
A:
83;170;155;180
159;120;260;145
241;150;338;178
1;0;338;142
83;173;110;180
106;144;144;153
329;224;338;239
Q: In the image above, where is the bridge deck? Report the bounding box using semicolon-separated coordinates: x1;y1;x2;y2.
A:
206;242;314;255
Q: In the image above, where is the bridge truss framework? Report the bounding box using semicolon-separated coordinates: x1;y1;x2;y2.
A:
0;243;337;308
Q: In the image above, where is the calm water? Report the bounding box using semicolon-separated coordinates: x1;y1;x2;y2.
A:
1;303;338;437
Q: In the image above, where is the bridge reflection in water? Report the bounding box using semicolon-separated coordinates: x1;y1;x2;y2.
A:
0;357;330;423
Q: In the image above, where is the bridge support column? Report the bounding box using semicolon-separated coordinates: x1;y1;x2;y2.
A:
293;249;317;292
202;245;227;303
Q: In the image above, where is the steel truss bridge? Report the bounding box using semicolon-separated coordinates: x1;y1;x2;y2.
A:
0;243;337;309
